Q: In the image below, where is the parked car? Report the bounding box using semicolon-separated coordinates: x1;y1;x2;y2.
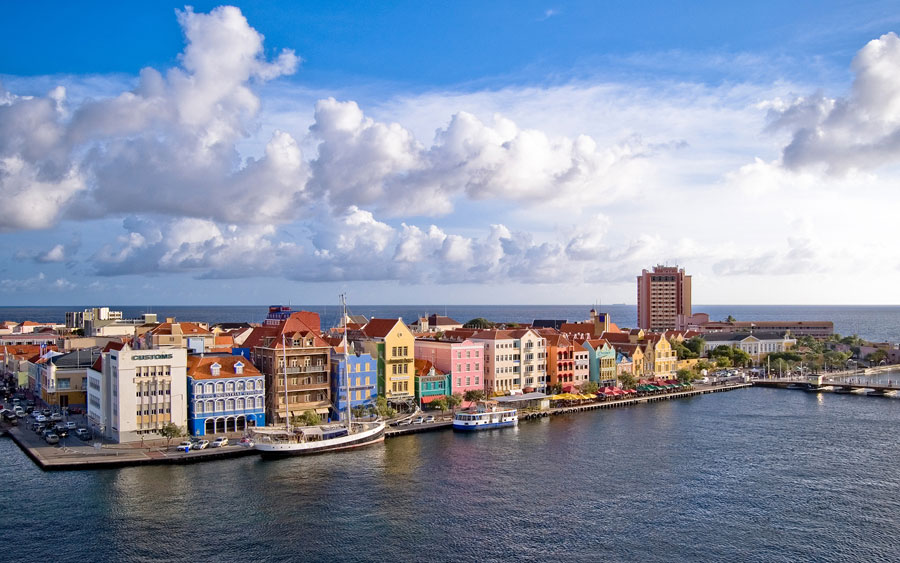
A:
397;419;412;426
67;407;83;415
65;421;77;430
424;415;435;423
50;413;63;422
177;441;193;453
412;416;424;425
45;434;59;445
41;409;51;417
238;437;254;448
210;437;228;448
193;440;209;450
55;424;69;438
74;428;91;441
34;414;47;423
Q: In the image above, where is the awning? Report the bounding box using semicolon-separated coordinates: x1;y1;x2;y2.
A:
420;395;446;404
315;407;330;414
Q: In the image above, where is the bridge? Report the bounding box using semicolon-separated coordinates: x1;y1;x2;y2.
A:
753;377;900;395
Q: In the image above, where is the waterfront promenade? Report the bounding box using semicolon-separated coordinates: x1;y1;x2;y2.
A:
3;382;751;470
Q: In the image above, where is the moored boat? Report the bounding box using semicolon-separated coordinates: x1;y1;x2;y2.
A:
452;401;517;431
252;420;385;458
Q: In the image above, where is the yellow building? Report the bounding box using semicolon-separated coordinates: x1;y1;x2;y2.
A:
356;318;415;402
641;334;677;377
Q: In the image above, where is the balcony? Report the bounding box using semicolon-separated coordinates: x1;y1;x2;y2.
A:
283;365;327;374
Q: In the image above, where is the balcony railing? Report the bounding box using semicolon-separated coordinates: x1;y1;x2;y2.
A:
283;365;327;374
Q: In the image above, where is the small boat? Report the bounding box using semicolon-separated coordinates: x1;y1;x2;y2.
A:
452;401;517;431
786;383;807;390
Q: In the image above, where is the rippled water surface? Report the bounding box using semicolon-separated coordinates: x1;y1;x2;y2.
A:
3;388;900;562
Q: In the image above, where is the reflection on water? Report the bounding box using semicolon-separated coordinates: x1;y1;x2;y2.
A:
3;388;900;562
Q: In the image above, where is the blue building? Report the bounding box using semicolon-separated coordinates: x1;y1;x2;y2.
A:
329;348;377;421
187;355;265;436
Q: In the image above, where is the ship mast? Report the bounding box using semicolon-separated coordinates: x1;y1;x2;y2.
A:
341;293;353;432
282;333;290;431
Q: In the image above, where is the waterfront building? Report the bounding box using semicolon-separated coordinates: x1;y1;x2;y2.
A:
582;339;617;386
702;332;797;363
329;347;377;420
640;334;677;376
352;318;415;405
186;355;265;436
245;311;331;427
414;359;450;407
470;329;547;395
414;338;483;397
611;343;645;379
573;346;590;389
637;265;692;331
558;309;618;340
87;344;188;443
540;330;575;390
37;348;99;411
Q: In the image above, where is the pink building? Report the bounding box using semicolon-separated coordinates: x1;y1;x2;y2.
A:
414;338;485;396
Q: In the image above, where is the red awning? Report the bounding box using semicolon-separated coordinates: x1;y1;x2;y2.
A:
420;395;446;404
563;385;574;393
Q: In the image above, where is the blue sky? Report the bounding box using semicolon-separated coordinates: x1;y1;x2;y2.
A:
1;1;900;305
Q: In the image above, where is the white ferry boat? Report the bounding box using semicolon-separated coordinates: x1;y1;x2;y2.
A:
452;401;517;431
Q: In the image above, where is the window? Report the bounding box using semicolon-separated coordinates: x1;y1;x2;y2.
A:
466;351;471;358
392;365;397;375
457;363;462;372
466;377;471;386
457;351;462;359
466;363;471;371
402;363;408;374
475;363;480;371
475;377;480;385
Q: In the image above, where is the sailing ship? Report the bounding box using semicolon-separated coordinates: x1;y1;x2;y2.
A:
252;294;385;458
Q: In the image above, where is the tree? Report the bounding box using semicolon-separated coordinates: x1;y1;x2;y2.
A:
676;368;695;384
731;348;751;367
669;339;697;360
618;373;637;389
580;381;600;394
725;315;736;323
159;423;184;450
684;337;706;357
374;396;396;418
291;410;322;427
823;350;851;368
463;318;494;329
447;393;463;412
548;383;563;395
464;389;485;402
431;397;448;413
696;360;713;373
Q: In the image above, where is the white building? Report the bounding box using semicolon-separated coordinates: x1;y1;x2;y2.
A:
66;307;124;329
702;332;796;362
470;329;547;395
87;344;188;443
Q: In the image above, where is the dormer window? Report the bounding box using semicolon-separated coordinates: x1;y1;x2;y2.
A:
211;362;221;377
234;361;244;375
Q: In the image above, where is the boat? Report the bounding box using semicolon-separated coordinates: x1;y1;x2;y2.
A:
253;294;385;458
452;401;517;431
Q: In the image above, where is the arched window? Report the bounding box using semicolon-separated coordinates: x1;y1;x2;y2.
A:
205;383;214;394
257;379;264;390
216;399;225;412
237;381;245;392
237;398;245;410
195;401;204;414
226;398;235;411
247;396;255;409
216;382;225;394
226;382;234;393
206;400;214;412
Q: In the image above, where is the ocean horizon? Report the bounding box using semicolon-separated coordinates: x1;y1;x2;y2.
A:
1;304;898;343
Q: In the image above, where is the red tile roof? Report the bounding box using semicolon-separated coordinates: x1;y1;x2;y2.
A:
362;318;403;339
414;358;445;377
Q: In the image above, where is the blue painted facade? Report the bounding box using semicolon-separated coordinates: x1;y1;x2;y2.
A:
187;360;266;436
329;351;377;421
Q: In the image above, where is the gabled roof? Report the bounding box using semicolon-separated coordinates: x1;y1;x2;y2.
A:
362;318;404;339
149;322;212;336
414;358;445;377
243;311;328;349
611;342;643;356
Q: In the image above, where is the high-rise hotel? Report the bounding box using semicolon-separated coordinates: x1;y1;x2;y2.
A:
637;265;691;331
